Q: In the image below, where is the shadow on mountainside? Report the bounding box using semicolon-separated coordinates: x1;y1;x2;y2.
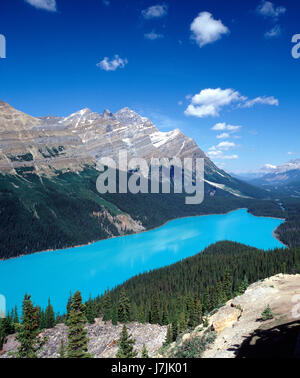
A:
236;320;300;358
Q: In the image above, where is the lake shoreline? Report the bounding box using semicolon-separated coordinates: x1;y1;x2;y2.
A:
0;207;286;262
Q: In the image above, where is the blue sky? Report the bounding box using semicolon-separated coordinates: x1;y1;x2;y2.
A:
0;0;299;172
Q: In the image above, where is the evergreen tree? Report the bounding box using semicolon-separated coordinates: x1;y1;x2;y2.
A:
215;280;227;307
141;344;149;358
45;298;55;329
194;299;203;326
111;305;118;325
178;312;187;333
137;304;145;324
261;305;274;321
171;320;178;342
102;289;112;322
58;339;66;358
164;325;173;345
161;309;169;326
85;296;95;324
223;271;233;299
16;294;40;358
116;325;138;358
117;288;131;323
65;292;72;325
67;291;92;358
150;292;160;324
13;306;19;324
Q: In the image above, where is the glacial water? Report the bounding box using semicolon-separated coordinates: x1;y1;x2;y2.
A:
0;209;284;314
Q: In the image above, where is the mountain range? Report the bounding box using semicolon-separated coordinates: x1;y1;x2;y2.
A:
0;100;280;259
234;159;300;197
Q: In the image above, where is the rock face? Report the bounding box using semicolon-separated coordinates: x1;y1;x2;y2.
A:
202;274;300;358
0;100;257;198
1;320;167;358
211;307;242;334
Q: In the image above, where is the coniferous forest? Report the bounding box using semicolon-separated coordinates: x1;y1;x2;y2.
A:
2;167;300;260
1;241;299;353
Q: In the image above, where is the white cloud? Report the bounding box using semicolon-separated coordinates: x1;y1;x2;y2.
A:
96;55;128;71
144;31;164;40
184;88;243;118
142;4;168;19
207;150;238;160
25;0;56;11
264;25;281;39
263;163;277;170
190;12;229;48
185;87;279;118
216;141;236;150
256;1;286;19
207;141;238;160
242;96;279;108
212;122;242;132
216;133;230;139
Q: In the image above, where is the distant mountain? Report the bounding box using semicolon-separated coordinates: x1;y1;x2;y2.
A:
245;159;300;197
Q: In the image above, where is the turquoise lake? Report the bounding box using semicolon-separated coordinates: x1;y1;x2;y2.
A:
0;209;284;314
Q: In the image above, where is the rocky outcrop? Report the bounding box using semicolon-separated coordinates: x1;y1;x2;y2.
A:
1;320;167;358
202;274;300;358
211;307;242;334
91;210;145;234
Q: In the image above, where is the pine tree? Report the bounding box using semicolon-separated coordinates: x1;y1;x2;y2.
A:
161;303;169;325
116;325;138;358
102;290;112;322
13;306;19;324
223;271;233;299
118;288;131;323
171;320;178;342
137;304;145;324
261;305;274;321
65;292;72;325
16;294;40;358
164;325;173;345
202;289;211;315
85;297;95;324
150;292;160;324
215;280;227;307
45;298;55;329
194;299;203;325
178;312;187;333
67;291;92;358
141;344;149;358
111;305;118;325
58;339;66;358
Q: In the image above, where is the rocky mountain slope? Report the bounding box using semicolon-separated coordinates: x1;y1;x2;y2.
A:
0;100;264;199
